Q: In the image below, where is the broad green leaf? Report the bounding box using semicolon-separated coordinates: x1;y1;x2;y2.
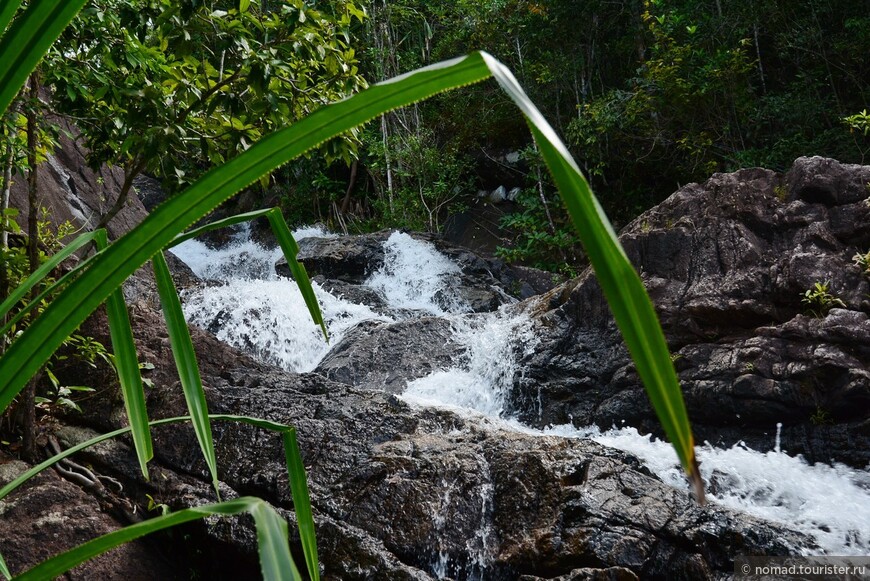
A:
152;250;220;496
0;0;89;113
0;247;101;339
0;1;22;43
15;497;300;581
95;231;152;479
266;208;327;340
284;429;318;581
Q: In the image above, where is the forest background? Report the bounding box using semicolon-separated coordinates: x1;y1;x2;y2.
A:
6;0;870;274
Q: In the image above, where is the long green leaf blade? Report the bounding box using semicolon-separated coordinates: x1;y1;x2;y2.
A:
481;53;702;498
15;497;299;581
152;250;220;496
0;0;88;114
0;53;490;414
284;429;318;581
0;549;10;581
267;208;327;340
95;231;152;479
251;500;303;581
0;1;22;43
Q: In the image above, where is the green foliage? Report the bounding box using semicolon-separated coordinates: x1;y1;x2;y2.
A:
363;124;471;232
44;0;367;192
801;281;846;318
496;187;581;273
0;214;108;419
853;250;870;276
810;406;834;426
494;145;583;273
843;110;870;136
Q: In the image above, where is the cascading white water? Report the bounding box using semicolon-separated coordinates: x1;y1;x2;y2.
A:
172;226;870;562
403;311;538;417
170;225;387;372
366;231;470;315
169;227;469;373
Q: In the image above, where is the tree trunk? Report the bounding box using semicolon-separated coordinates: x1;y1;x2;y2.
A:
22;71;40;461
0;97;21;353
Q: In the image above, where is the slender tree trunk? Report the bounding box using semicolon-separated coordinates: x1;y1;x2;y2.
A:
97;157;146;234
380;114;395;213
0;99;19;353
753;23;766;95
22;71;40;461
339;159;359;215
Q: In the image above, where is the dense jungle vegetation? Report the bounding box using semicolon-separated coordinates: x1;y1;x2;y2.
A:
6;0;869;274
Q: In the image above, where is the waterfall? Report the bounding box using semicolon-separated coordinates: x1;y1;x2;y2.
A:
171;225;870;563
366;231;470;315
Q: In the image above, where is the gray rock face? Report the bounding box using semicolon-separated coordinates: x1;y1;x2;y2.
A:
514;158;870;466
314;317;462;393
9;115;148;239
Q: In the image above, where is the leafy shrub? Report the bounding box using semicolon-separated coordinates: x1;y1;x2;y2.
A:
801;281;846;317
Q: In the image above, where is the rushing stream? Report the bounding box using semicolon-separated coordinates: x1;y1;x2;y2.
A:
170;227;870;564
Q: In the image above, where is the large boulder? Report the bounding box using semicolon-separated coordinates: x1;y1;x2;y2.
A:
513;158;870;466
314;317;463;393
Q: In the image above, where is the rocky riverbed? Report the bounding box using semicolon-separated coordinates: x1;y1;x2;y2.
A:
1;157;868;579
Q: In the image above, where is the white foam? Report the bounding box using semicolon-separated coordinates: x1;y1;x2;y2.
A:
403;310;538;417
532;424;870;556
182;278;388;372
365;232;469;315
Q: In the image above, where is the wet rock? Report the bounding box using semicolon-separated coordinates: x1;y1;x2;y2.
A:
314;317;462;393
519;567;639;581
0;452;178;580
514;159;870;466
278;230;557;311
277;232;391;284
63;306;816;580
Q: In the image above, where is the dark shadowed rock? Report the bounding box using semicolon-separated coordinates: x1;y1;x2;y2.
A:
785;156;870;207
0;452;179;580
513;159;870;466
